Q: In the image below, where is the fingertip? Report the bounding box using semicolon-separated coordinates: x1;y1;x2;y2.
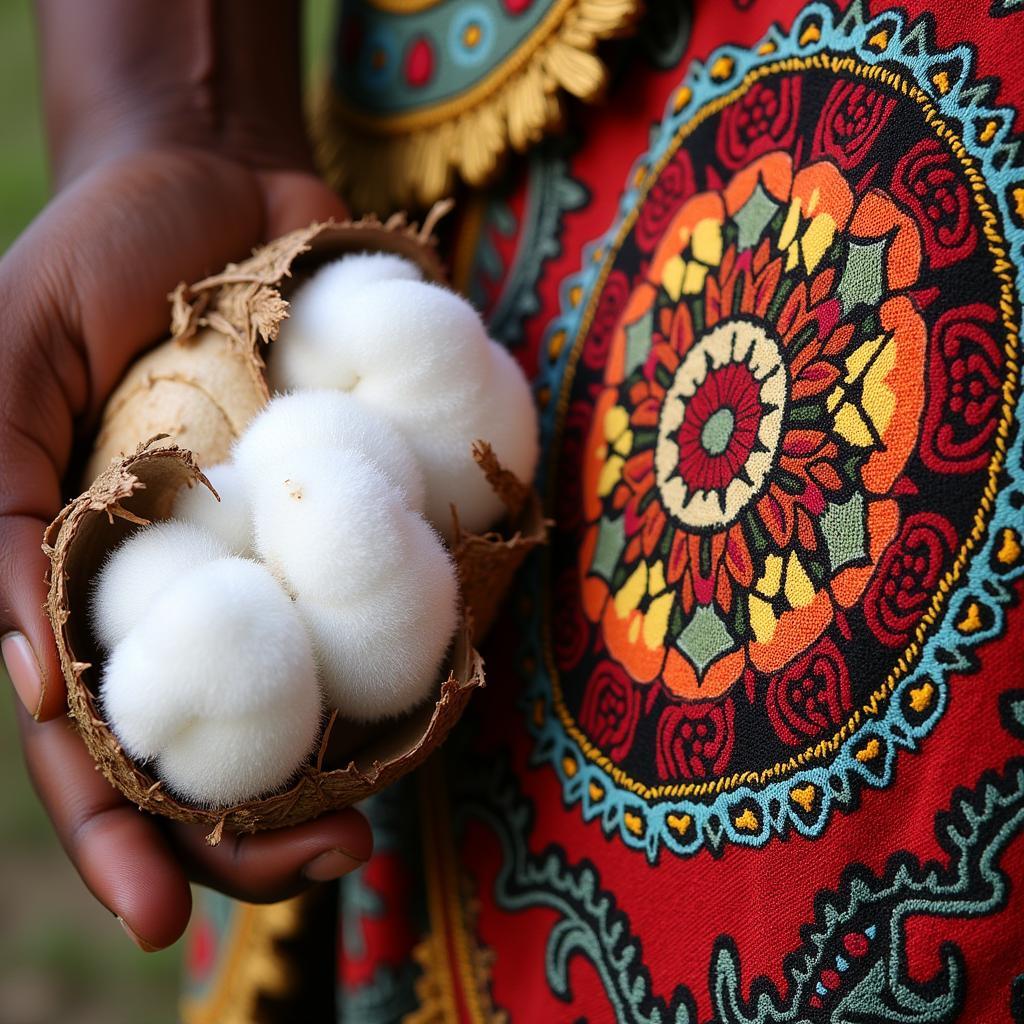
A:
2;631;44;718
171;805;374;903
1;623;63;723
0;517;66;720
79;806;194;951
259;170;350;236
17;710;194;951
29;633;66;722
331;806;374;863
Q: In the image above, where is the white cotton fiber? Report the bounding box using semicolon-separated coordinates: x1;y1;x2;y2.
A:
297;512;459;721
403;340;539;537
233;389;426;514
336;279;495;415
91;521;230;650
172;463;254;556
100;557;322;806
259;257;541;536
268;253;424;394
268;276;492;412
248;447;412;603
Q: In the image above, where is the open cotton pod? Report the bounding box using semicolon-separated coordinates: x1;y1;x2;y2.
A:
82;211;449;489
48;210;545;838
265;271;540;539
45;441;482;839
88;211;545;641
101;557;322;806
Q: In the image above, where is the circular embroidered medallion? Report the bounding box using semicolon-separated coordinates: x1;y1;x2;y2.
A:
527;7;1024;857
654;318;787;533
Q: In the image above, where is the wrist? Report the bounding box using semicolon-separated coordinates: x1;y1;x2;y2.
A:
37;0;312;189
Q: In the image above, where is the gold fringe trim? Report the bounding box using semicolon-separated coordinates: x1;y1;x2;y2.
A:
180;896;306;1024
313;0;642;212
403;758;508;1023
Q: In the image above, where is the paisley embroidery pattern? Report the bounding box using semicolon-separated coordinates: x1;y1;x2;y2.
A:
527;1;1024;858
458;720;1024;1023
461;136;589;349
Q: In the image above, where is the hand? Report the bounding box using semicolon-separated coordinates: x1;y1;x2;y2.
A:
0;145;371;951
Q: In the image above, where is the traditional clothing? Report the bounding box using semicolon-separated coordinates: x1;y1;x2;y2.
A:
183;2;1024;1020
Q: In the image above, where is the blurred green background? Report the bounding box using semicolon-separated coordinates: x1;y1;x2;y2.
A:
0;2;332;1021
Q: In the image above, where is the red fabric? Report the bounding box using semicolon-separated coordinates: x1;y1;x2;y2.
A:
321;3;1024;1020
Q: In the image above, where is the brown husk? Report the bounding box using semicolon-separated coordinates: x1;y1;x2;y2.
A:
46;441;484;840
47;208;547;839
451;443;550;639
84;207;452;485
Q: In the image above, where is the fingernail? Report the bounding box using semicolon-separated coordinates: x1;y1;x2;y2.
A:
2;633;43;718
118;917;159;953
303;848;364;882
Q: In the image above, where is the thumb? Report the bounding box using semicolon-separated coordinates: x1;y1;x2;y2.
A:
0;320;75;721
259;170;350;237
1;515;64;721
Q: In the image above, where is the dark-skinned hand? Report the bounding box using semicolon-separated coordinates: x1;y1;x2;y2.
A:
0;145;372;952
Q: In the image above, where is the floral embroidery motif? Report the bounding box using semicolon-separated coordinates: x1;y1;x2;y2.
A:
525;2;1024;857
316;0;642;210
581;146;933;722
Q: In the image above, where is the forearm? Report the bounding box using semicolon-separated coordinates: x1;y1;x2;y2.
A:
36;0;311;188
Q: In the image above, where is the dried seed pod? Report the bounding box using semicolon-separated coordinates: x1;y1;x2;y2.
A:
450;441;549;639
102;557;322;806
45;209;545;839
83;212;449;489
86;326;267;486
45;442;484;838
84;208;546;643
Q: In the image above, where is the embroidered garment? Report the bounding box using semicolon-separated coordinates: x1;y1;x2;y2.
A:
183;1;1024;1020
314;0;642;211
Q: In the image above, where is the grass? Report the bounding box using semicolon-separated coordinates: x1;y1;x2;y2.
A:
0;0;46;249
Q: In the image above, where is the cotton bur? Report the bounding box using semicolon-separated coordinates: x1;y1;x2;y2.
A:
267;258;539;537
98;555;322;805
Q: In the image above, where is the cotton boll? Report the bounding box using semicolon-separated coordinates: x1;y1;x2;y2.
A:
155;712;315;808
101;557;322;806
298;514;459;721
268;253;423;394
288;254;424;337
91;521;230;650
172;463;254;556
327;280;523;534
404;340;539;536
234;389;426;514
250;447;413;604
342;279;494;417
